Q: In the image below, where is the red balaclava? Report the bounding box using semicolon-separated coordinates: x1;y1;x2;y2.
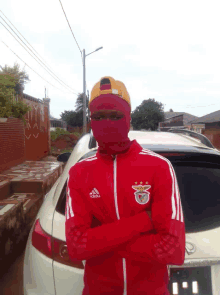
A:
90;93;132;155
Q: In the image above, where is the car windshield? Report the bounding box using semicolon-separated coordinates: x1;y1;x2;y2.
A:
57;146;220;233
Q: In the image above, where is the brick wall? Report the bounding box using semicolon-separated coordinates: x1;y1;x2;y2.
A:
0;118;25;173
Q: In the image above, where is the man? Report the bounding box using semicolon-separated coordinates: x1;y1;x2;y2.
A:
65;76;185;295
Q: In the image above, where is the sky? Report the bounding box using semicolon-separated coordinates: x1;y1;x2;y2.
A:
0;0;220;119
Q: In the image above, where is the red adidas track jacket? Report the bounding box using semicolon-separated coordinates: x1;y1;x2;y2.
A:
65;140;185;295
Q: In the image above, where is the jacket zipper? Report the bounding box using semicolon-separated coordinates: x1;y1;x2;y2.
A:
113;155;127;295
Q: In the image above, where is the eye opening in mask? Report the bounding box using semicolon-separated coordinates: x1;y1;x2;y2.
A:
91;110;124;121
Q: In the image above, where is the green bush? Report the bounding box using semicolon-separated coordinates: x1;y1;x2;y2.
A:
0;97;31;124
0;102;12;118
0;74;31;124
11;100;32;124
73;131;81;138
50;127;70;141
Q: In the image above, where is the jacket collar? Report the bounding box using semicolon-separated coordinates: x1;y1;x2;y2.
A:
96;140;142;161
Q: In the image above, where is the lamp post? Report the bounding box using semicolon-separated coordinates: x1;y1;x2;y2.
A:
82;46;103;134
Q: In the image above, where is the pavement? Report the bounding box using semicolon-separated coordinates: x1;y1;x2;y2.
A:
0;154;64;278
0;248;25;295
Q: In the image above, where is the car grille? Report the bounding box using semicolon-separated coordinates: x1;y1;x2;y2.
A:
168;266;212;295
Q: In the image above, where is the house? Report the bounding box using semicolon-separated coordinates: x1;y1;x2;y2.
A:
159;112;198;131
189;110;220;149
50;115;67;131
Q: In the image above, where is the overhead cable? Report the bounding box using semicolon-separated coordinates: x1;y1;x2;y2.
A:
0;10;77;93
58;0;82;55
1;40;78;96
0;15;80;94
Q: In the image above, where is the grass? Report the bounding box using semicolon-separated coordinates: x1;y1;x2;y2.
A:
59;148;73;153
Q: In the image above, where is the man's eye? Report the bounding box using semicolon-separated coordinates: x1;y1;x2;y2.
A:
111;116;122;120
94;116;103;120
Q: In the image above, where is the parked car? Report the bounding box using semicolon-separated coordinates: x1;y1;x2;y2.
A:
23;129;220;295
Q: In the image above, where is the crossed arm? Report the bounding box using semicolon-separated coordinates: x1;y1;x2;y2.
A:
65;164;185;265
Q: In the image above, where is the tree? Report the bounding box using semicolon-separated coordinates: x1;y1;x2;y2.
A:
0;62;30;95
169;108;174;112
0;73;17;100
0;73;31;122
60;92;89;128
131;98;165;131
0;73;16;117
75;93;89;113
60;110;87;127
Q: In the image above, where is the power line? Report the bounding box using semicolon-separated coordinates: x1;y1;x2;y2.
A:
1;40;78;96
0;14;80;94
185;104;216;108
0;10;76;93
170;103;216;108
58;0;82;56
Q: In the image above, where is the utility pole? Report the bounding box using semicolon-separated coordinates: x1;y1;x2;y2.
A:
82;47;103;134
82;49;86;134
87;89;90;123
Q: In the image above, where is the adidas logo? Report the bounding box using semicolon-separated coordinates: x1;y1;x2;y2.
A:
90;188;101;198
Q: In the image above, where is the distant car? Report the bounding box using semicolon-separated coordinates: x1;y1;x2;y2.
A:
23;129;220;295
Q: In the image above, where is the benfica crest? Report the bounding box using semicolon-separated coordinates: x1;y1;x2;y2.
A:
132;182;151;205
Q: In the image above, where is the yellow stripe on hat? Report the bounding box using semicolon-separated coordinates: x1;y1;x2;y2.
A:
89;76;131;106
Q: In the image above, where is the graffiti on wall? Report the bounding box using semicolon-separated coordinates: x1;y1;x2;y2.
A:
23;95;49;161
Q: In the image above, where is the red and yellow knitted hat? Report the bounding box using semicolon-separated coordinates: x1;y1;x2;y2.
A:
89;76;131;107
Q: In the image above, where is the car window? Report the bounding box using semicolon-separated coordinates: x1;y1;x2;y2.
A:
173;164;220;233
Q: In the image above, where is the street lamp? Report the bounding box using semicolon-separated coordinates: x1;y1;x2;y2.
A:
82;46;103;134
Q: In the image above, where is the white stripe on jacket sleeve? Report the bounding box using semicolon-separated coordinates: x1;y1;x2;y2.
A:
140;149;183;222
66;199;70;220
66;174;74;219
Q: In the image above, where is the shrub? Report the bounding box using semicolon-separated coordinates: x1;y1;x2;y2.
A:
50;127;70;141
11;100;32;124
0;97;31;124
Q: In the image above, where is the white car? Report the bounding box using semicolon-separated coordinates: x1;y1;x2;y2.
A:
23;129;220;295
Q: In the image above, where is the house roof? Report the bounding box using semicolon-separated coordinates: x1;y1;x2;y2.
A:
165;112;185;119
50;115;62;121
164;112;198;123
189;110;220;124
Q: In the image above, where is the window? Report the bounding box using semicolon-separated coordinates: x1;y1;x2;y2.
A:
173;164;220;233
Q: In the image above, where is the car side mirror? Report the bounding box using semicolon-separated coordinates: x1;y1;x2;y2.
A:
57;152;71;163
